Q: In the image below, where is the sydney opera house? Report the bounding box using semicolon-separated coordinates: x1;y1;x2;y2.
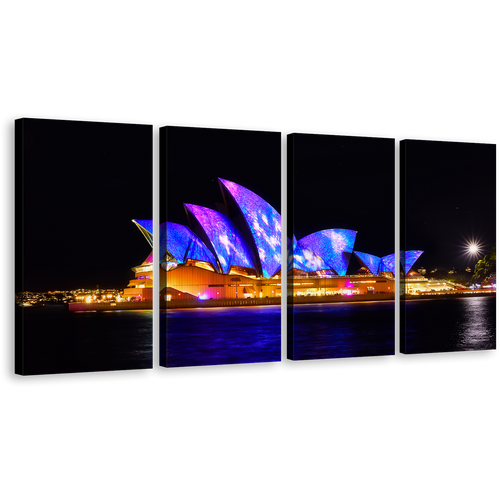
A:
124;179;423;303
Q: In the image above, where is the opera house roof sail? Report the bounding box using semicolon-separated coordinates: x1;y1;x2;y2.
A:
352;251;381;275
379;253;396;274
401;250;424;275
184;203;257;274
218;178;281;278
290;235;326;273
164;221;219;270
132;219;153;247
354;250;424;275
297;229;357;276
142;179;423;280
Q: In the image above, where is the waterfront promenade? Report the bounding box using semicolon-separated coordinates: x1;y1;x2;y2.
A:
67;293;398;311
166;292;394;309
68;301;152;312
66;290;497;311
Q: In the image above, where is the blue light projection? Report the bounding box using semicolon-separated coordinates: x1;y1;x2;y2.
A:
219;178;281;278
354;251;381;275
291;235;327;272
157;177;415;281
184;204;256;274
133;219;153;246
159;222;167;262
134;219;153;234
401;250;424;275
379;253;396;274
163;221;219;270
290;236;305;271
286;236;293;272
298;229;357;275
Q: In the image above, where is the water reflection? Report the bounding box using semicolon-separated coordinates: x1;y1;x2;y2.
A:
161;296;495;365
21;307;153;375
161;305;281;367
164;301;394;366
456;297;498;351
290;301;395;360
404;296;495;354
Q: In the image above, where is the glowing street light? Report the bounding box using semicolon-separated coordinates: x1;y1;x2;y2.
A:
468;244;479;255
463;238;482;258
461;238;485;288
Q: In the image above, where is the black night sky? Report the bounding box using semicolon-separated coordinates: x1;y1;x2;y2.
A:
403;139;496;270
161;126;281;226
21;123;492;291
289;133;395;274
19;119;152;291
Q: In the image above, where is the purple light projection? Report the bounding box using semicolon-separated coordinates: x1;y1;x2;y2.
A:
379;253;396;274
184;204;256;274
291;235;327;272
401;250;424;275
142;251;154;265
219;178;281;278
298;229;357;275
354;251;381;274
163;221;218;270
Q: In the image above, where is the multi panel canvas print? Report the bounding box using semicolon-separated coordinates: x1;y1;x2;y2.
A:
17;126;492;371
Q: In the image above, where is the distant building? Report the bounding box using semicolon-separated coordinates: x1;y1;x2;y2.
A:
482;273;496;287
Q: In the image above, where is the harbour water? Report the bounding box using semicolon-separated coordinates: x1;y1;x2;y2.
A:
19;306;152;375
160;297;498;368
161;305;281;367
403;296;496;354
290;301;395;360
19;296;493;375
162;300;395;366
